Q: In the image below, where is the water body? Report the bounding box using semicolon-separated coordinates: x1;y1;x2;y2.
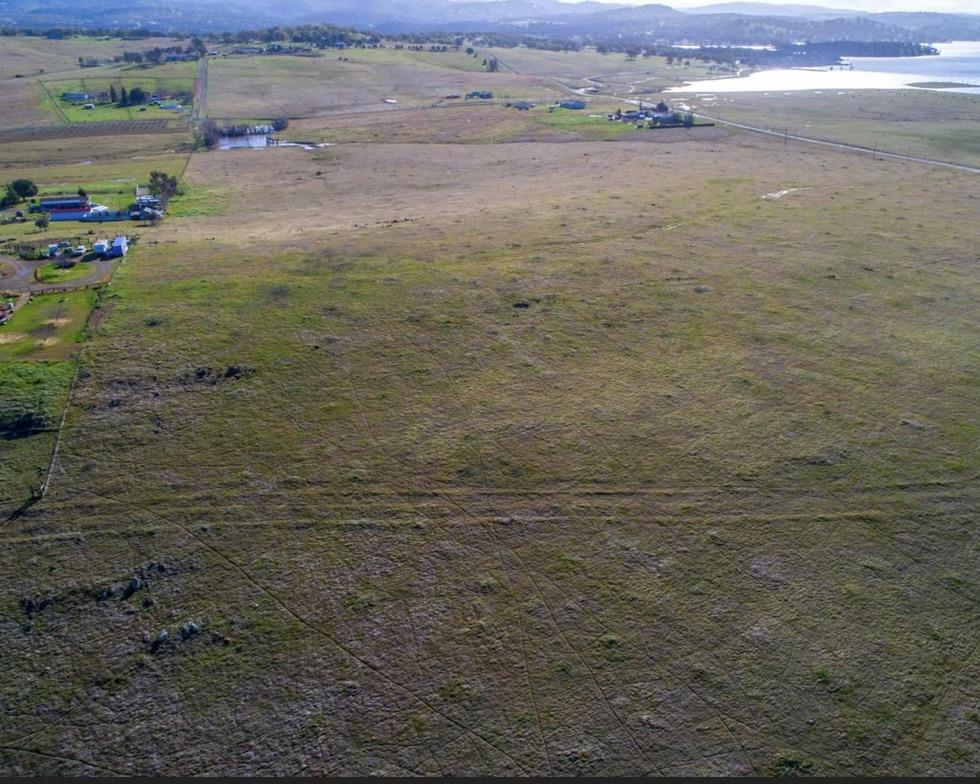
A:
668;41;980;94
217;134;327;151
217;133;269;149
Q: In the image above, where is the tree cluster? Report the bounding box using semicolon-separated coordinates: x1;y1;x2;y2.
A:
0;179;37;209
148;171;179;203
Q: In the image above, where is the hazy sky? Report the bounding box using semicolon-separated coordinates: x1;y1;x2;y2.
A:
591;0;980;12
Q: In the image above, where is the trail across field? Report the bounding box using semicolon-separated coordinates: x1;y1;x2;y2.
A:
687;111;980;174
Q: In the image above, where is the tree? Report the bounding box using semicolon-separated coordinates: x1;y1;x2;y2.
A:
271;117;289;131
655;101;669;113
77;187;88;198
119;86;128;105
128;87;147;105
34;216;49;230
199;119;221;149
109;84;117;103
148;170;179;202
9;179;37;199
0;184;17;209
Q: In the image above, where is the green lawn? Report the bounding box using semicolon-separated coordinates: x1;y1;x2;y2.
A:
0;289;97;361
0;154;190;214
0;360;75;510
41;61;196;123
530;105;638;138
36;260;98;283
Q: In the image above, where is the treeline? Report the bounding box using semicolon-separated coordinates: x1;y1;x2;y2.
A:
599;40;937;68
0;27;157;39
0;24;939;71
214;23;376;48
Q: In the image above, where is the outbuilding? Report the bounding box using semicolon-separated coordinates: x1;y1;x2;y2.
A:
107;235;128;258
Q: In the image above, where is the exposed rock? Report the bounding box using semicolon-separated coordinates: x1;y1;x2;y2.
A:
180;621;200;640
122;575;143;599
94;583;124;602
900;418;925;430
150;629;169;652
19;596;53;616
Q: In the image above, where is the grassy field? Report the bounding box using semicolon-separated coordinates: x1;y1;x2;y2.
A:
39;62;196;124
206;50;558;120
0;35;187;81
0;289;98;361
0;132;189;168
678;88;980;168
0;79;57;129
0;37;191;130
0;154;189;218
287;101;695;144
0;34;978;779
0;360;76;512
489;47;714;92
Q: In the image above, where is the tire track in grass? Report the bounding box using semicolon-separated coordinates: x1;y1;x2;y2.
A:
339;363;667;773
162;511;533;776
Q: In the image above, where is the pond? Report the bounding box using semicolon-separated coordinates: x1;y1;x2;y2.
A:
217;134;327;151
217;134;270;150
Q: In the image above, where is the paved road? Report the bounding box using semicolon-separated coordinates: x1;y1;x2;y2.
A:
0;255;116;294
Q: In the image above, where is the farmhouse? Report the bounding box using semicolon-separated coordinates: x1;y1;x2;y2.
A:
62;91;89;101
559;99;587;110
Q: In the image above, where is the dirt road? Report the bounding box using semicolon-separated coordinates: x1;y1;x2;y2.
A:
192;56;208;122
686;111;980;174
0;255;116;294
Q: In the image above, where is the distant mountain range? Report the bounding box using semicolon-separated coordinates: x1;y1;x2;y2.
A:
684;3;865;19
1;0;979;42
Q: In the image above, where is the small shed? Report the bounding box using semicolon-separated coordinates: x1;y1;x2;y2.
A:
108;236;128;258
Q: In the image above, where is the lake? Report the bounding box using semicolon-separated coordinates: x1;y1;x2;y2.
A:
668;41;980;94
